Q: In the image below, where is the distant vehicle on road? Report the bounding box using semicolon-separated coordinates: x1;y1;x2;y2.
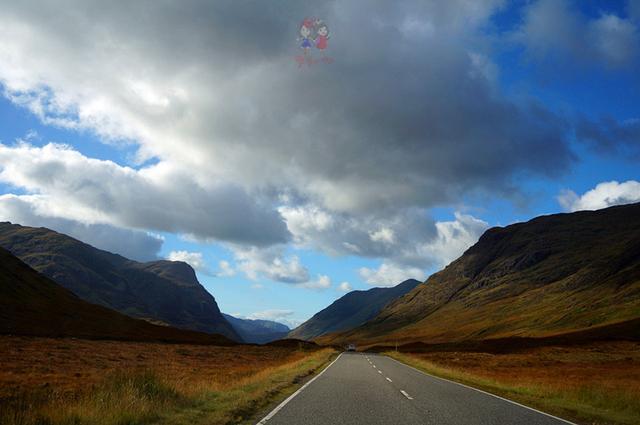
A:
346;343;356;352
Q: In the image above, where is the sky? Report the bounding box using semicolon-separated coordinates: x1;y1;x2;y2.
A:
0;0;638;328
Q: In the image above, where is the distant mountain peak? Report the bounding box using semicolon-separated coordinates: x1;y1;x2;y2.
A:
288;278;421;341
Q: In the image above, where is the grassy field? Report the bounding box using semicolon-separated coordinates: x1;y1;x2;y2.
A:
0;336;336;425
385;341;640;425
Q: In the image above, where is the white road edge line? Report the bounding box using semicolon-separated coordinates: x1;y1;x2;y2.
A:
400;390;414;400
256;353;343;424
386;356;576;425
386;377;393;382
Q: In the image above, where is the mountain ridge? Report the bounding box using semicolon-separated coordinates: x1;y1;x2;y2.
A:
319;203;640;347
289;279;421;340
222;314;289;344
0;246;235;345
0;222;240;341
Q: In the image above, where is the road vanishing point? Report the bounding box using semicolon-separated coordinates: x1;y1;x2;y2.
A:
258;352;575;425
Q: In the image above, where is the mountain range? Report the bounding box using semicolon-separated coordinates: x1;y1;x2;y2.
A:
288;279;421;340
0;222;240;341
319;203;640;347
0;246;235;345
223;314;290;344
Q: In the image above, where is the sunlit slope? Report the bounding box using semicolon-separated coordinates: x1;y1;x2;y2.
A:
321;203;640;346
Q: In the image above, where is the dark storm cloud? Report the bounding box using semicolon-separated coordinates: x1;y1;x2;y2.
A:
0;0;578;258
576;115;640;156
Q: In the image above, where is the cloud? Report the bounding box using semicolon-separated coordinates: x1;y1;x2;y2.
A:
575;116;640;156
338;281;353;292
558;180;640;212
0;0;574;218
234;245;310;284
631;0;640;22
246;309;300;327
227;246;329;290
516;0;639;68
414;212;490;268
281;204;488;273
359;262;425;287
0;142;290;246
216;260;236;277
167;250;211;275
0;193;163;261
301;274;332;290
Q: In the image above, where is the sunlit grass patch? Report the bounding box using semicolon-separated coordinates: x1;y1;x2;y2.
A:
386;348;640;425
0;336;336;425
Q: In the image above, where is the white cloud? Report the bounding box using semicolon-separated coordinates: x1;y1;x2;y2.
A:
558;180;640;212
359;262;425;287
0;193;163;261
301;275;332;290
369;227;395;244
357;212;487;287
247;309;300;328
247;309;294;321
415;212;490;268
281;204;488;276
234;246;310;284
167;250;210;275
338;281;353;292
0;142;289;246
216;260;236;277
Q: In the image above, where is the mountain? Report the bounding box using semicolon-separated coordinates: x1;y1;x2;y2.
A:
0;247;235;345
0;222;240;341
222;314;290;344
321;203;640;347
288;279;421;340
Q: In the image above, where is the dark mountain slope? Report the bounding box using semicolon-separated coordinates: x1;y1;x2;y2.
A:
0;222;239;341
289;279;421;340
222;314;289;344
0;247;235;345
322;203;640;346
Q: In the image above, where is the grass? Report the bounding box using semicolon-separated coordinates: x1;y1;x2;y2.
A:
385;342;640;425
0;336;336;425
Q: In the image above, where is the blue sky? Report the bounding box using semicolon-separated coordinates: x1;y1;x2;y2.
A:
0;0;639;327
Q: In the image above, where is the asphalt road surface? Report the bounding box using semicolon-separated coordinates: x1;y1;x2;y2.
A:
258;352;574;425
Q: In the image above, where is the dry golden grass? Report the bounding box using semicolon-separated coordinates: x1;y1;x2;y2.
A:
0;336;336;425
386;341;640;425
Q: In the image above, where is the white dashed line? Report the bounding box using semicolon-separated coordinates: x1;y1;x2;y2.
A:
373;365;376;368
386;356;576;424
386;377;393;382
400;390;414;400
378;370;382;374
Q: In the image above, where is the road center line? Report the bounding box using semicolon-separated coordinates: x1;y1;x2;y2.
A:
386;356;576;424
400;390;414;400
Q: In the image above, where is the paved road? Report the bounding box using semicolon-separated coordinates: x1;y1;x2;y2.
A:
258;352;574;425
